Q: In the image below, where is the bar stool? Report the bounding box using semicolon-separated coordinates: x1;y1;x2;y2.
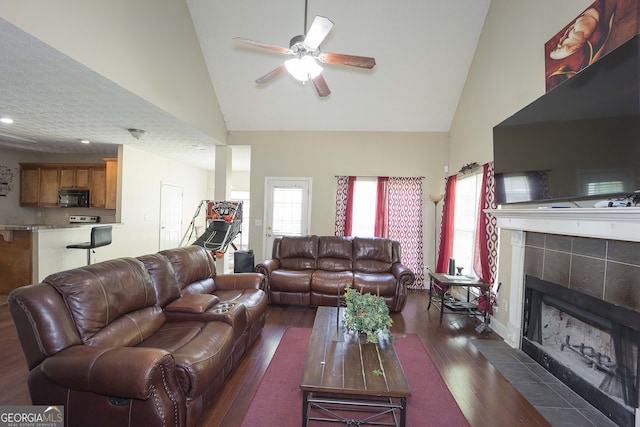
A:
67;225;112;265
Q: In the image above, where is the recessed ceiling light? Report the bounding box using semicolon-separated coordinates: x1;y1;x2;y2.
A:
0;117;14;124
80;139;90;144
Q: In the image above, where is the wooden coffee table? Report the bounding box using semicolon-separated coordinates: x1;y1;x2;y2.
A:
300;306;411;426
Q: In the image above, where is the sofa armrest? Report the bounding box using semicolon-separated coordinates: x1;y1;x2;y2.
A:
255;259;279;294
215;272;265;291
165;293;220;313
255;259;279;277
41;345;175;400
390;263;415;312
391;263;415;287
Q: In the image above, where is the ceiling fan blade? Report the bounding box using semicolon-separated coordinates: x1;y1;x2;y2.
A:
255;64;287;84
318;52;376;69
311;73;331;97
304;16;334;50
233;37;292;55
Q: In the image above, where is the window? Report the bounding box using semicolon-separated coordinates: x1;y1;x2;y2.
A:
451;173;482;278
350;178;377;237
272;187;304;235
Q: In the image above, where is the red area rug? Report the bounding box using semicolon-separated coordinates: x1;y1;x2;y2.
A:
240;327;469;426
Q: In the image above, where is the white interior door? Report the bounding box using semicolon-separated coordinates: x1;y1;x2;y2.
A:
263;178;311;257
160;183;183;250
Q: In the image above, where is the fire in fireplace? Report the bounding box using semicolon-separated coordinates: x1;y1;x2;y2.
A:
522;275;639;426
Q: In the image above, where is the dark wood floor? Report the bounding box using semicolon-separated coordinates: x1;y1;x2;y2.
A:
0;290;551;426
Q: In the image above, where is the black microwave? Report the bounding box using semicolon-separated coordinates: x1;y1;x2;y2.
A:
58;189;90;208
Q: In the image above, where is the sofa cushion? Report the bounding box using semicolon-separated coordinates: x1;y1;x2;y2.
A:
138;253;181;307
160;246;217;294
140;320;234;399
317;236;353;271
270;269;314;292
278;235;319;270
353;272;397;297
214;289;267;330
352;237;393;273
43;258;160;346
311;270;353;294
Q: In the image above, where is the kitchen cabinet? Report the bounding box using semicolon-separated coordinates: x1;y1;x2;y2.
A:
60;167;91;189
59;168;75;188
59;166;91;189
20;166;39;206
0;229;32;293
39;167;60;206
90;168;106;208
75;168;90;188
19;161;117;209
104;158;117;209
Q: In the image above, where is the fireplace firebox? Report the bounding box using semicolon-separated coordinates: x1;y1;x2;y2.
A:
523;275;640;426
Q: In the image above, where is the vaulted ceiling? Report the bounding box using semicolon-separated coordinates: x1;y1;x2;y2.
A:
0;1;490;170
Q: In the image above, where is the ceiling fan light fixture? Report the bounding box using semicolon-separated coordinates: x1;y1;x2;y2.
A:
285;56;323;82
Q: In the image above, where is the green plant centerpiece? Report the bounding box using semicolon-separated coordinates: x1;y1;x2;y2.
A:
342;284;393;344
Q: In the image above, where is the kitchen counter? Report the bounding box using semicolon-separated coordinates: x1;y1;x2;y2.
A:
0;223;121;293
0;223;116;231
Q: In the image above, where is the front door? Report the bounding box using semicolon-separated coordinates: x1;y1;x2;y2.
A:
263;178;311;257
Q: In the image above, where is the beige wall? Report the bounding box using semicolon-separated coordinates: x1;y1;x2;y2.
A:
449;0;595;330
230;131;449;265
0;0;227;143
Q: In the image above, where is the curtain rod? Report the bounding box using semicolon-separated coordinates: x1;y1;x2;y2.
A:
334;175;425;178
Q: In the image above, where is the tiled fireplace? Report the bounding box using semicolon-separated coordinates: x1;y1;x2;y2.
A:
489;208;640;426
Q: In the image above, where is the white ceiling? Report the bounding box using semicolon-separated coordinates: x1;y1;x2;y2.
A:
0;1;490;170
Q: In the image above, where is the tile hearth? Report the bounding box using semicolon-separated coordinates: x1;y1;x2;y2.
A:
473;339;617;426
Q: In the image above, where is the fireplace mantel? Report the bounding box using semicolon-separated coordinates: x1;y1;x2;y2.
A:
486;207;640;242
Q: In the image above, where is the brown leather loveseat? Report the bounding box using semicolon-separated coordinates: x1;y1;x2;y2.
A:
256;235;414;312
8;245;266;427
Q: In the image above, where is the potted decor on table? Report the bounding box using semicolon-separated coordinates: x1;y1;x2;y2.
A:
342;285;393;344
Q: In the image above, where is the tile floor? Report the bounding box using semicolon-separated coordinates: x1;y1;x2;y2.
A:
472;339;620;427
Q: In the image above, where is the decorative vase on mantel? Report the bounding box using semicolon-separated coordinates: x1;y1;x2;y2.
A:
342;284;393;344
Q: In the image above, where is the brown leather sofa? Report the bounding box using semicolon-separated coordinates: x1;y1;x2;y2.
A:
256;236;414;312
8;245;266;427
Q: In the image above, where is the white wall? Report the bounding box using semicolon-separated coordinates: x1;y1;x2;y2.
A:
104;145;209;259
0;0;227;143
230;131;448;266
449;0;595;329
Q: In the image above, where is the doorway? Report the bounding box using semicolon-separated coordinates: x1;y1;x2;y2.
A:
159;183;183;250
263;177;311;256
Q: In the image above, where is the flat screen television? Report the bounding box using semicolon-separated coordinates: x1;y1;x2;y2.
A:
493;34;640;205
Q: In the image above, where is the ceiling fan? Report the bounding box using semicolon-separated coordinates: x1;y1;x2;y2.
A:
233;4;376;97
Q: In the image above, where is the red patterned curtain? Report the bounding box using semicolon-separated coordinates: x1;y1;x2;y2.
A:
334;176;356;236
473;162;498;284
436;175;457;273
387;177;424;288
374;177;389;237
